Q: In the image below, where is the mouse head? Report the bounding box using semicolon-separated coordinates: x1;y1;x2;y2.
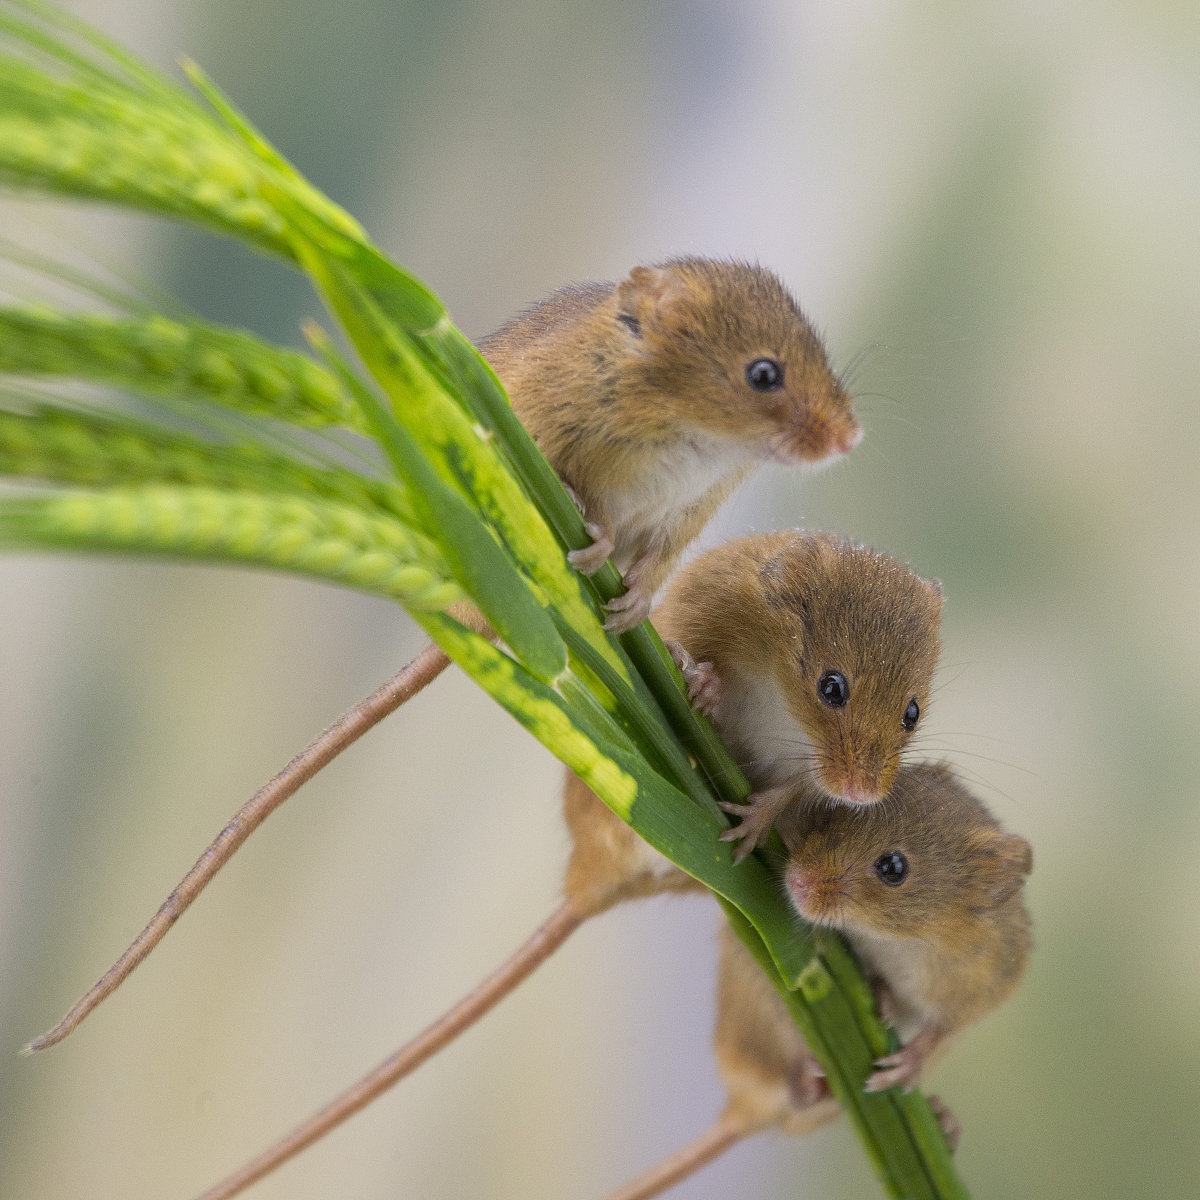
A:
759;533;942;805
781;763;1033;943
613;258;861;464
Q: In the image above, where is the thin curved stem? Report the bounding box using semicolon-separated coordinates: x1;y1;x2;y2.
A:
24;641;451;1054
192;900;583;1200
599;1109;752;1200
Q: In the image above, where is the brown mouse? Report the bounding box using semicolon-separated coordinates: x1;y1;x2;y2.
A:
595;762;1032;1200
568;530;942;912
660;529;943;860
779;759;1033;1091
188;532;944;1199
482;258;862;630
24;261;860;1057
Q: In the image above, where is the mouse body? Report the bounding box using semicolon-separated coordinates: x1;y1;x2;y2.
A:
481;259;862;629
563;530;943;909
779;761;1033;1091
661;530;943;857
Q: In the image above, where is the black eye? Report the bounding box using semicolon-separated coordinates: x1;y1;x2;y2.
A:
874;851;908;885
902;699;919;730
818;671;848;707
746;357;784;391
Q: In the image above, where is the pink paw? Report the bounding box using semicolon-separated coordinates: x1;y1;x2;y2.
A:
663;640;722;715
567;522;615;576
717;795;778;864
926;1095;962;1153
865;1042;927;1093
603;583;652;633
563;483;614;576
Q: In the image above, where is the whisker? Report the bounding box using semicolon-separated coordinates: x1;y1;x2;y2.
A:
911;743;1037;776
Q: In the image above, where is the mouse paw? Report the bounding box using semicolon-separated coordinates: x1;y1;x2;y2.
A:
787;1054;831;1110
602;583;652;633
865;1028;938;1094
663;640;722;716
717;786;790;864
926;1095;962;1154
563;484;615;576
567;523;615;576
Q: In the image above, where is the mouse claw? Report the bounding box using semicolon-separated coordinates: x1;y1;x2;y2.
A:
567;524;615;576
563;483;615;576
663;640;722;715
717;786;792;864
926;1095;962;1153
864;1029;938;1094
603;584;652;633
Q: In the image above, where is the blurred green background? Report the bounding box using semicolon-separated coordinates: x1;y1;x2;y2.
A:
2;1;1197;1197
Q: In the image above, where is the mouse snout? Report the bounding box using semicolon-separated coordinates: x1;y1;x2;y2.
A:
817;751;896;807
837;422;863;454
785;862;843;922
770;401;858;466
816;758;892;806
844;783;878;805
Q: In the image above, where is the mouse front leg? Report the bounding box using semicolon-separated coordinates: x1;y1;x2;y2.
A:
602;532;672;633
664;640;722;716
865;1024;943;1094
563;483;616;575
717;784;795;864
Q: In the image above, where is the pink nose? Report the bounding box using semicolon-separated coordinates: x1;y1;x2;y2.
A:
785;865;814;913
844;784;877;805
839;424;864;453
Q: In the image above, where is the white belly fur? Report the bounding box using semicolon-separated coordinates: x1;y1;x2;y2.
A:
846;927;933;1043
607;433;757;570
713;667;814;791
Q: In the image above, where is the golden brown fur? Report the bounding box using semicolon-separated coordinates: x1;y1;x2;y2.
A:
713;928;842;1135
481;260;861;625
660;531;943;803
560;771;704;918
711;762;1031;1142
779;762;1033;1088
559;531;943;912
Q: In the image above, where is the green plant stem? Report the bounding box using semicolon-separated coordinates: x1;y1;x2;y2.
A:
0;14;974;1189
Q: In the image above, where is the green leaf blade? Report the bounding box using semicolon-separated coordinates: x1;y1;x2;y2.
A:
0;484;461;609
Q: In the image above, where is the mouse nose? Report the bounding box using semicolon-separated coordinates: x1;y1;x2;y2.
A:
838;423;864;454
785;864;820;916
786;863;842;920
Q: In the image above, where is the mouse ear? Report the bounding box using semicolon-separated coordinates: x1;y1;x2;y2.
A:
616;265;685;334
968;830;1033;906
925;577;944;603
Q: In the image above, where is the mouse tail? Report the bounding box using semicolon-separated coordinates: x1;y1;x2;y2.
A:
23;639;453;1056
596;1107;755;1200
190;899;584;1200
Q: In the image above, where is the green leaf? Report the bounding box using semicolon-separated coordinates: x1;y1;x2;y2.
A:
0;307;364;430
0;404;412;520
0;484;459;609
298;288;567;683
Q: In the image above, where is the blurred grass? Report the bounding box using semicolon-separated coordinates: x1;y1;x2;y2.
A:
4;1;1200;1198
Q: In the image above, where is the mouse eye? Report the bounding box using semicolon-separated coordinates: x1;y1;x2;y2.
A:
874;851;908;885
902;699;919;730
746;357;784;391
818;670;848;707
